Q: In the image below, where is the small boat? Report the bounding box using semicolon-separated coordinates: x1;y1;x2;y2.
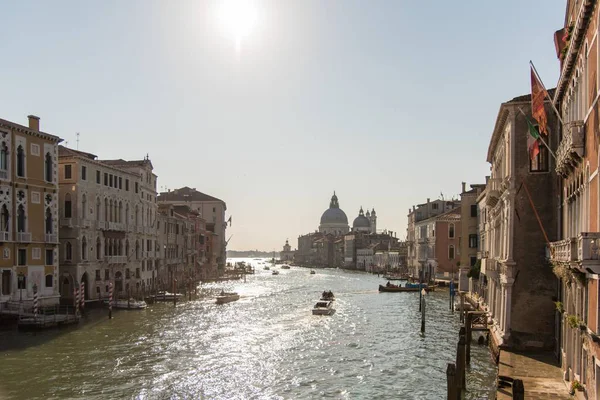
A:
263;266;270;270
105;299;148;309
216;291;240;304
383;275;404;281
378;284;435;293
310;270;316;275
281;265;290;269
153;291;184;301
312;300;335;316
272;270;279;275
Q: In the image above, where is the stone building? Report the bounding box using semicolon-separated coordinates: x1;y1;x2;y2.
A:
279;239;295;261
479;91;559;352
547;0;600;394
58;147;158;301
158;187;227;276
459;182;486;269
0;115;62;307
319;192;349;235
407;198;460;278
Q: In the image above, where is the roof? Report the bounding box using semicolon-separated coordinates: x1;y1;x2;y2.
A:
506;89;556;104
158;186;226;206
415;207;461;224
0;117;62;143
58;145;97;160
100;158;154;171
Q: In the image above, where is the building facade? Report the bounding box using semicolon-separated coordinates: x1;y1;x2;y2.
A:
479;92;559;352
0;116;62;307
460;182;486;269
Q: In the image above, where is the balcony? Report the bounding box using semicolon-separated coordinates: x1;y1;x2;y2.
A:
485;178;501;207
0;231;10;242
556;120;584;177
79;219;93;228
550;233;600;273
549;238;576;263
16;232;31;242
60;218;73;228
45;233;58;243
106;222;126;232
104;255;127;264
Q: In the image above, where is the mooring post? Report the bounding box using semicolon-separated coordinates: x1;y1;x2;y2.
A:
456;328;466;393
421;289;426;333
173;279;177;307
460;293;465;323
446;363;458;400
466;312;472;365
512;379;524;400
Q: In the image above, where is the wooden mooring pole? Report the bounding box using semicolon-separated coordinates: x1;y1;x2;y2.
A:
513;379;524;400
466;312;472;365
173;279;177;307
456;327;466;393
446;363;458;400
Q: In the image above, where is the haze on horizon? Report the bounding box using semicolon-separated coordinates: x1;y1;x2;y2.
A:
0;1;563;251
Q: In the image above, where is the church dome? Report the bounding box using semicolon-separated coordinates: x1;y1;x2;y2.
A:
320;192;349;225
353;207;371;229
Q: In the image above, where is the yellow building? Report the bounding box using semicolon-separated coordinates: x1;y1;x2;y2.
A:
0;115;62;307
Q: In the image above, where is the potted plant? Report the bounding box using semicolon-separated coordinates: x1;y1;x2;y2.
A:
570;380;583;395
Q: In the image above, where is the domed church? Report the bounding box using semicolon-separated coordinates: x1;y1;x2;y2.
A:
352;206;377;233
319;192;350;235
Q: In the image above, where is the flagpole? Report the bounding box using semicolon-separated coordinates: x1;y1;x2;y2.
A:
521;179;551;247
517;107;556;160
530;60;565;126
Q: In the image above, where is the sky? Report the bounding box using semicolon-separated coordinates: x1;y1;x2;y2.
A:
1;1;565;251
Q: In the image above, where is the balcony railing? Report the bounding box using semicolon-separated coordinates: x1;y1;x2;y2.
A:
550;233;600;272
485;178;501;207
549;238;576;263
104;255;127;264
45;233;58;243
0;231;11;242
79;219;92;228
556;120;584;177
60;218;73;228
16;232;31;242
106;222;126;232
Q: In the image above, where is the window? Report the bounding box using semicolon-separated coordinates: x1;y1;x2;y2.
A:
82;236;87;260
45;274;53;288
448;245;455;260
32;247;41;260
470;205;477;218
0;142;8;171
213;207;216;212
432;203;438;210
469;234;478;248
45;153;53;182
64;193;72;218
18;248;26;265
104;173;108;186
96;170;101;184
45;207;53;234
125;179;129;191
81;166;87;181
95;269;101;281
119;177;122;189
109;174;113;187
1;270;11;295
17;274;26;289
470;256;477;267
65;242;72;260
126;268;130;279
81;194;87;219
449;223;455;238
96;237;101;260
64;164;72;179
45;249;53;265
16;145;25;177
135;182;139;193
30;144;40;156
104;269;109;281
17;204;25;232
530;143;549;172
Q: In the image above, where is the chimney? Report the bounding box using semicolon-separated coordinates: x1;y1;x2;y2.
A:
485;175;490;184
427;198;430;204
461;182;466;193
27;115;40;131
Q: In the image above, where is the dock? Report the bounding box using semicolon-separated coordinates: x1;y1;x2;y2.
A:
1;302;80;330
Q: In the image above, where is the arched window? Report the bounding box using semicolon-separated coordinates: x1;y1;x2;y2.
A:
0;204;9;231
118;239;123;256
81;194;87;220
449;245;455;260
135;205;139;226
118;201;123;223
125;204;129;225
82;236;87;260
104;238;108;256
0;142;8;171
44;152;52;182
448;223;455;238
45;207;52;234
96;197;101;221
45;274;53;288
136;240;140;259
17;205;25;232
16;145;24;177
64;193;72;219
109;199;113;222
65;241;72;260
96;237;101;260
104;198;108;222
125;240;130;258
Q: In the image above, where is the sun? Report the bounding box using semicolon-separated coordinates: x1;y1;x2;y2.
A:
218;0;258;52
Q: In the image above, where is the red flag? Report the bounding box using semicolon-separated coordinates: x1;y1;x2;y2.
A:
531;67;549;135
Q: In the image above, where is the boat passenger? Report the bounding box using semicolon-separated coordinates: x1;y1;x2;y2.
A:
386;281;391;287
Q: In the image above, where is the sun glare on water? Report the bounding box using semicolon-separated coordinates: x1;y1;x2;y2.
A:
218;0;259;53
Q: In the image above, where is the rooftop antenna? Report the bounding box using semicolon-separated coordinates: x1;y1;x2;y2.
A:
76;132;80;150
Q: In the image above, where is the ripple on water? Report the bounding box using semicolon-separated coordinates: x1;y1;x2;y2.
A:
0;263;496;400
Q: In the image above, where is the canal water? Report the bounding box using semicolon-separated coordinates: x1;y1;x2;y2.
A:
0;259;496;400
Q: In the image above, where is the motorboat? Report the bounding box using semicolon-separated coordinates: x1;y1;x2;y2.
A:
310;270;316;275
216;291;240;304
312;300;335;316
105;299;148;309
320;291;335;301
281;265;290;269
272;270;280;275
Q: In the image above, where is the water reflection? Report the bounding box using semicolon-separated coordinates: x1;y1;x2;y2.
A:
0;260;495;400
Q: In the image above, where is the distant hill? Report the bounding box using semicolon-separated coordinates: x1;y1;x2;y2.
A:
227;250;277;258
